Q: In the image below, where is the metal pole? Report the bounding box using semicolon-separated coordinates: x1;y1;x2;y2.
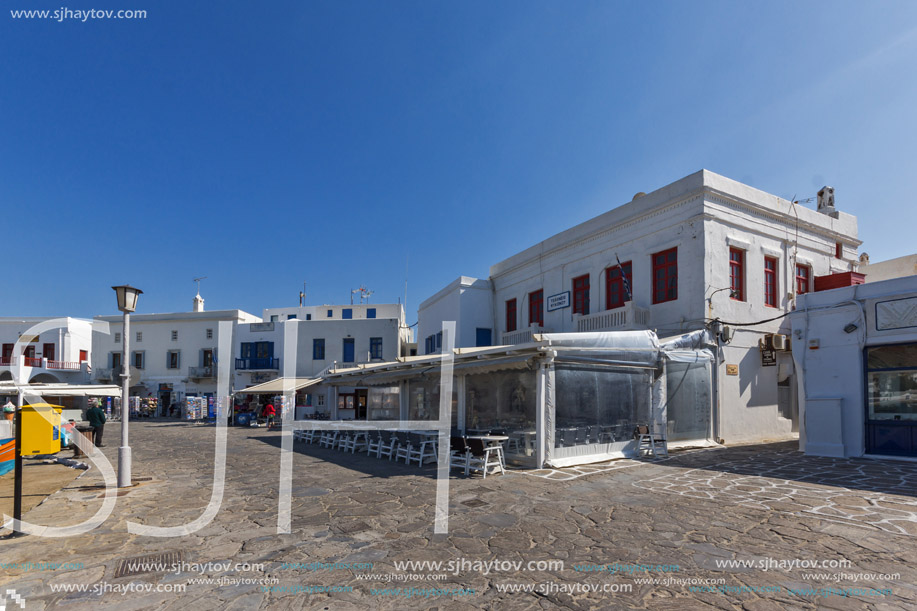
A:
118;310;131;487
12;390;23;531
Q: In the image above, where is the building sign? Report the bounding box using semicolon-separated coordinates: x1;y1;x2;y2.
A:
19;335;39;343
726;364;739;376
876;297;917;331
158;383;173;391
761;349;777;367
547;291;570;312
251;373;272;384
249;322;275;332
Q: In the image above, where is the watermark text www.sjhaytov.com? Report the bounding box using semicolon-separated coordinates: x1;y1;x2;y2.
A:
10;7;147;22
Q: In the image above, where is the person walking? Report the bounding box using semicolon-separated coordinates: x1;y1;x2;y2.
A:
262;403;276;428
86;403;107;447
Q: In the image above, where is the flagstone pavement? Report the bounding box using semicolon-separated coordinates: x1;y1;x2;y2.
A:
0;421;915;610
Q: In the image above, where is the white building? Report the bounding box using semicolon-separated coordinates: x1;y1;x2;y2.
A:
93;296;260;411
791;276;917;459
417;170;861;444
0;317;92;385
234;303;413;419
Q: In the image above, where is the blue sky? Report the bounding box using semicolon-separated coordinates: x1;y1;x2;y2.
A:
2;1;916;322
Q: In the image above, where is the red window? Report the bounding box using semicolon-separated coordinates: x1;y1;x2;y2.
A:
652;247;678;304
529;290;544;327
572;275;590;315
606;262;632;309
835;242;842;259
796;264;810;295
764;257;778;307
79;350;89;362
1;344;12;366
43;343;55;361
505;299;517;333
24;345;35;359
729;248;744;301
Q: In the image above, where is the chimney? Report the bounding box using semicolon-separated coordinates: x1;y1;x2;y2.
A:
817;186;838;218
193;293;205;312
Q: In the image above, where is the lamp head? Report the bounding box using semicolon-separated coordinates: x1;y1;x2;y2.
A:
112;285;143;313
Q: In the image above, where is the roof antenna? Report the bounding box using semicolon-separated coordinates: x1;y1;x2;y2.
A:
193;276;207;296
299;282;306;306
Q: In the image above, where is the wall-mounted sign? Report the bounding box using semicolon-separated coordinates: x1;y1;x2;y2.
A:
19;335;39;343
726;364;739;376
761;349;777;367
249;322;275;332
547;291;570;312
158;383;173;391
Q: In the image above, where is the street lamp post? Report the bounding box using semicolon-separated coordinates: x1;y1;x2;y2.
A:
113;284;142;488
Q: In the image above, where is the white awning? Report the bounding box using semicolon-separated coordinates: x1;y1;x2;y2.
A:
235;377;321;395
0;383;122;397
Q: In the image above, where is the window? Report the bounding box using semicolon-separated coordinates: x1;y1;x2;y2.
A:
313;338;325;360
79;350;88;362
327;309;333;318
505;298;517;333
652;247;678;304
24;345;35;359
287;315;296;320
316;395;325;407
111;352;121;370
114;332;121;343
171;330;178;341
167;350;181;369
43;343;55;361
367;308;376;319
572;275;590;315
132;351;144;369
764;257;778;307
202;349;214;367
796;264;811;295
370;337;383;359
436;331;443;350
475;328;492;347
342;308;353;320
835;242;842;259
136;331;142;342
270;315;279;322
729;248;745;301
206;328;213;338
306;313;312;321
529;290;544;327
606;261;633;309
425;335;435;355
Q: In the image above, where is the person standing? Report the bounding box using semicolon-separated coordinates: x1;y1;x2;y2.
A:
86;403;107;447
263;403;276;428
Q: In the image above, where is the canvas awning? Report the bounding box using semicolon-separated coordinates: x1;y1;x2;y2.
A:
0;383;122;398
235;377;321;395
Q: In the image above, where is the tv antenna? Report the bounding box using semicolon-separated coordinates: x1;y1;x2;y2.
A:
351;285;374;304
193;276;207;295
299;282;306;306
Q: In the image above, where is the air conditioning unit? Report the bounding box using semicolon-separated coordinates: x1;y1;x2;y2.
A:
772;334;789;351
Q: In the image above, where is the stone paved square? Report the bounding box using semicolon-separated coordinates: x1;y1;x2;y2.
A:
1;421;915;610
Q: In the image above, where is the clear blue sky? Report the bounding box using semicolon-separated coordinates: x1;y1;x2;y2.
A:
2;1;916;321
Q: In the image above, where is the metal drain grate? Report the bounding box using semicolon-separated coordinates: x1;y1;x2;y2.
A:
461;498;488;508
114;551;183;578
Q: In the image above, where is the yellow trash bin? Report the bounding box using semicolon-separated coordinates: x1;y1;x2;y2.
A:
20;403;63;455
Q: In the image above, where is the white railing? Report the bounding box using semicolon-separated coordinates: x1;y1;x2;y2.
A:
501;326;551;345
188;366;215;378
575;303;650;332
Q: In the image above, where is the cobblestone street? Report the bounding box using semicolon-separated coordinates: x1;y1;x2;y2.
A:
1;421;915;610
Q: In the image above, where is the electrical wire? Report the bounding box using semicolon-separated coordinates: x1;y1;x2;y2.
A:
705;312;792;327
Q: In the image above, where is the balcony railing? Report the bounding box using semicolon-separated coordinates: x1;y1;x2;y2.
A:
0;356;14;366
189;365;215;379
23;357;43;367
575;303;650;332
48;360;81;370
502;326;551;346
235;357;280;370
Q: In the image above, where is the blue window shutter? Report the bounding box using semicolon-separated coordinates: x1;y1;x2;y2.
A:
367;308;376;319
